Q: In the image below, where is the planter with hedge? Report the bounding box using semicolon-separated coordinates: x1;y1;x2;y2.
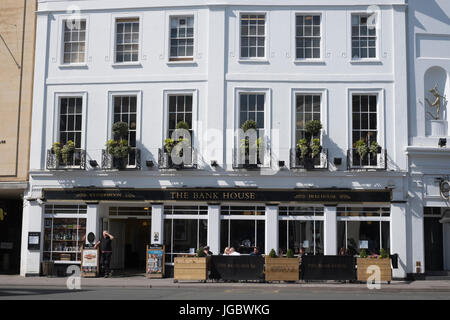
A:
106;122;131;170
51;140;76;166
239;120;263;168
173;247;211;282
162;121;191;168
264;249;299;282
356;248;392;284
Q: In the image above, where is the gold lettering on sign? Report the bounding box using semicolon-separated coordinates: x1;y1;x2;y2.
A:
170;192;188;200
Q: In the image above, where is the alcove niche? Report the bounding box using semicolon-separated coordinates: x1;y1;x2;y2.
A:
424;66;449;137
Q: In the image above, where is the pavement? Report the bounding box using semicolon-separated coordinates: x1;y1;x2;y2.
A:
1;274;450;291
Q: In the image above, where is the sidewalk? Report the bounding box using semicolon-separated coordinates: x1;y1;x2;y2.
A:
1;275;450;291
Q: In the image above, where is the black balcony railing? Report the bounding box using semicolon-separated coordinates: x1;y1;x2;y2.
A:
101;148;141;170
46;149;86;170
290;148;328;170
347;148;387;170
158;148;197;169
232;148;269;169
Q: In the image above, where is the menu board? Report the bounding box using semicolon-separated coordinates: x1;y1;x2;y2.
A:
146;245;165;278
81;248;99;277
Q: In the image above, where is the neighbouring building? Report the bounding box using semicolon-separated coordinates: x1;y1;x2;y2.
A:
406;0;450;276
20;0;448;279
0;0;36;274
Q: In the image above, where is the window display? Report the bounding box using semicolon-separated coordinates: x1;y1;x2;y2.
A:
44;217;86;262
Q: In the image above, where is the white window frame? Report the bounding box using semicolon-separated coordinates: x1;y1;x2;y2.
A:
168;15;195;61
347;88;385;164
57;14;90;68
233;88;272;167
237;11;268;62
110;13;143;66
165;10;198;64
293;12;323;62
291;88;328;150
162;89;199;150
52;92;88;153
107;90;142;167
348;11;381;63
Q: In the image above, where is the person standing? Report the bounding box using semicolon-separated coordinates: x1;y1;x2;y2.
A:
95;231;114;278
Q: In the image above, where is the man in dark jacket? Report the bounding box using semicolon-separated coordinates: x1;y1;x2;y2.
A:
95;231;114;278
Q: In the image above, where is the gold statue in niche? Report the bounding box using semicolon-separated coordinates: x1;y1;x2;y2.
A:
425;84;447;120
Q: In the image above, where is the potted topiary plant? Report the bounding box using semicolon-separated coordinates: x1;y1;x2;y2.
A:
61;140;75;165
357;248;392;284
296;120;323;170
369;141;382;156
240;120;263;168
355;139;368;159
51;142;62;164
174;246;211;282
162;121;191;169
106;123;131;170
265;248;299;282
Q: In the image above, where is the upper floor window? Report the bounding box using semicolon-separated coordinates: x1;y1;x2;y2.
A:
170;16;194;61
352;95;377;145
168;95;193;140
115;18;139;63
296;15;321;59
59;97;83;150
239;93;265;131
240;14;266;59
113;96;137;166
63;19;86;64
351;14;377;59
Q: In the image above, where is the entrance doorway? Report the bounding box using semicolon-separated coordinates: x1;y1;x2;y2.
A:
424;207;444;272
108;219;151;273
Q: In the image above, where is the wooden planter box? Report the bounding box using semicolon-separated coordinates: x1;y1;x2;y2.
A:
265;257;300;282
174;257;210;282
357;258;392;283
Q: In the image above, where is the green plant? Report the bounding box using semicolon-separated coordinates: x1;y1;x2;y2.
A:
106;139;130;158
355;139;368;159
52;142;62;159
241;120;257;133
196;248;206;257
310;138;322;158
164;138;176;154
369;141;381;156
304;120;322;137
268;249;278;258
175;121;190;130
286;249;294;258
380;248;389;259
296;138;309;158
61;140;75;164
112;122;129;140
360;249;368;258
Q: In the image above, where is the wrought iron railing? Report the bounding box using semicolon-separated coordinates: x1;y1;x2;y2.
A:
46;149;86;170
232;148;270;169
290;148;328;170
347;148;387;170
158;148;197;169
101;148;141;170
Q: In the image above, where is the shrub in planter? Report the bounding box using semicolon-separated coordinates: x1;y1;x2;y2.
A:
357;249;392;283
106;139;130;169
268;249;278;258
112;121;129;140
240;120;263;166
61;140;75;165
369;141;382;156
286;249;294;259
265;248;299;282
51;142;62;161
355;139;368;159
359;249;368;258
296;120;323;169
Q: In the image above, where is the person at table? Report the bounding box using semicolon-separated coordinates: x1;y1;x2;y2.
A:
223;247;230;255
203;246;213;256
250;247;261;256
229;247;240;256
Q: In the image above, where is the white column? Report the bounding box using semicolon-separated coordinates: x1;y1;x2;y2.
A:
265;205;278;255
391;202;408;279
151;204;164;245
86;203;99;244
207;204;220;255
20;200;43;277
324;206;337;255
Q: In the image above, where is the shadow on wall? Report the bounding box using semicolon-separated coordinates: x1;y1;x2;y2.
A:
413;0;450;31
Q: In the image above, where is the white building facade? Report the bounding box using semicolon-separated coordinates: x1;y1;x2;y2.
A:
22;0;418;278
406;0;450;275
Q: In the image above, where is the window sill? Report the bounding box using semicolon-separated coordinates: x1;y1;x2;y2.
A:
293;59;326;65
238;58;270;64
349;59;382;65
167;59;197;66
111;62;143;68
58;63;88;69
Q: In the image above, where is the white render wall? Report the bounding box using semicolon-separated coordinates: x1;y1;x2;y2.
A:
23;0;413;276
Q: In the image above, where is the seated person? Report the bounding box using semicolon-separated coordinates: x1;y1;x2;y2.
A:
249;247;261;256
228;247;241;256
223;247;230;255
203;246;213;256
